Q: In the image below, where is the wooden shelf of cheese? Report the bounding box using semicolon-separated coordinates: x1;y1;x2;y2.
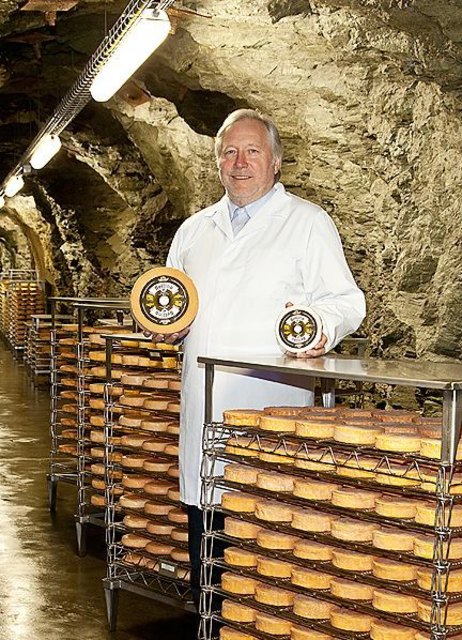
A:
210;406;461;640
102;334;191;586
0;280;45;349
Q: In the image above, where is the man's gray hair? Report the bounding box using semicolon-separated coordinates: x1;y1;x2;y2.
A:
215;109;283;165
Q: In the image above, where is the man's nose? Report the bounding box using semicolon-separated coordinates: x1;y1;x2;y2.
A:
234;150;247;167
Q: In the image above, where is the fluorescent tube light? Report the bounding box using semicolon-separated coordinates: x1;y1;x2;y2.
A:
4;175;24;197
30;134;62;169
0;195;5;208
90;8;170;103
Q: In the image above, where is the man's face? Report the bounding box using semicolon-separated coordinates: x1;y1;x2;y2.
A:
218;119;280;207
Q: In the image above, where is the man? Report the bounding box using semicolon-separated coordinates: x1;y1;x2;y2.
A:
165;109;365;608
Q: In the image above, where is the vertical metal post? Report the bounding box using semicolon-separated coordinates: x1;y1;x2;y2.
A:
204;362;215;424
321;376;336;408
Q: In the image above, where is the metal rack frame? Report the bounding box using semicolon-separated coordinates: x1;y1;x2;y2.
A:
198;353;462;640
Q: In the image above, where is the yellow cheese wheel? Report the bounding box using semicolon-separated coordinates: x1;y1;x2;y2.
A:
224;517;262;539
375;466;420;487
293;539;334;561
294;595;334;619
293;479;336;501
419;438;462;460
258;442;299;465
146;521;175;536
225;436;259;457
221;600;257;623
291;627;332;640
370;620;417;640
219;627;258;640
223;409;262;427
375;433;421;453
259;415;296;433
144;502;175;516
122;474;152;489
121;533;150;548
330;577;374;600
337;456;377;479
257;557;293;578
418;600;462;625
416;566;462;592
224;547;258;568
140;418;171;432
295;419;335;439
372;558;417;581
130;267;198;335
331;518;377;542
375;496;418;519
331;487;378;510
331;548;375;571
255;583;294;607
330;608;374;632
256;529;299;550
221;571;257;595
373;589;418;613
294;449;336;472
255;612;292;636
291;567;331;590
415;502;462;527
257;471;295;492
334;424;383;445
255;500;293;522
372;527;415;551
224;464;259;485
291;508;331;532
222;492;258;513
119;493;150;510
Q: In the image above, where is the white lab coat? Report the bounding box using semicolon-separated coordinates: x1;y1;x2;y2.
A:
167;182;366;506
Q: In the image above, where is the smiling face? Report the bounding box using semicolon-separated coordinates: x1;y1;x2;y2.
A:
218;118;280;207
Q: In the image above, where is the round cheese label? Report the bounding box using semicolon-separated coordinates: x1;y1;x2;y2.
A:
130;267;198;334
276;305;322;353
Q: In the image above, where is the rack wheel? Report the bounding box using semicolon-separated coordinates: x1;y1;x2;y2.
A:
104;583;119;632
47;475;58;512
75;520;87;557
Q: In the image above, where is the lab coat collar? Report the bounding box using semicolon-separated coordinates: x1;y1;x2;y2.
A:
205;182;290;240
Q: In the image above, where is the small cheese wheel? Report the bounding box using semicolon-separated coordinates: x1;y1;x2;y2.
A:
167;487;180;501
144;397;171;411
372;527;415;551
420;438;462;460
167;423;180;435
224;547;258;567
121;374;147;386
256;529;299;550
121;533;150;549
145;541;175;555
141;439;168;453
291;508;331;532
255;583;294;607
168;379;181;391
143;459;172;473
119;415;144;428
122;434;149;449
221;571;257;595
294;539;333;561
144;502;175;516
144;480;176;496
416;502;462;527
373;558;417;581
255;500;293;522
143;376;171;390
375;466;420;487
258;442;299;465
167;508;188;524
90;494;106;506
294;449;336;472
259;415;296;433
221;600;257;623
225;436;259;457
167;465;179;478
119;493;150;510
375;433;421;453
167;401;180;413
375;496;418;519
334;424;383;445
140;418;171;433
164;444;179;457
331;487;377;510
331;548;375;571
255;612;292;636
122;474;152;489
370;620;416;640
330;577;374;600
223;409;262;427
291;627;332;640
220;627;258;640
337;456;377;479
120;394;146;408
373;589;418;613
257;471;295;492
224;517;262;539
331;518;377;542
146;521;175;536
222;492;258;513
330;608;374;632
417;567;462;592
294;595;334;619
224;464;259;485
291;567;331;590
257;557;293;578
293;479;336;501
295;419;335;439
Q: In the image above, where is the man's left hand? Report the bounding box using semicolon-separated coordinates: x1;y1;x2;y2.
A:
288;333;327;359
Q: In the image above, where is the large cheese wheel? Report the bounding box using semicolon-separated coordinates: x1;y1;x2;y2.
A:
255;583;294;607
375;433;420;453
121;533;150;548
225;436;259;457
330;608;374;632
255;612;292;636
257;557;293;578
294;539;333;561
140;418;171;432
145;541;175;555
144;397;171;411
373;589;418;613
294;449;336;472
144;480;176;496
221;600;257;623
257;471;295;492
417;567;462;592
123;514;150;529
259;415;296;433
119;493;150;510
256;529;299;550
331;518;377;542
264;405;305;417
417;600;462;624
331;548;375;572
171;528;188;543
223;409;262;427
416;502;462;527
224;517;262;539
224;464;259;485
222;492;258;513
372;527;415;551
259;442;299;465
143;459;172;473
420;438;462;460
294;595;334;619
375;496;418;519
146;522;175;536
291;508;331;532
291;567;331;590
224;547;258;567
370;621;416;640
221;571;257;595
121;434;149;449
167;486;180;501
255;500;293;522
122;474;152;489
337;456;377;479
167;508;188;524
293;479;336;501
331;487;377;510
144;502;175;516
334;424;383;445
330;577;374;600
141;439;168;453
375;466;420;487
295;419;335;439
373;558;417;581
291;627;332;640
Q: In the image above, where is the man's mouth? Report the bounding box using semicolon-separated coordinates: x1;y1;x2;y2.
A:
231;175;251;180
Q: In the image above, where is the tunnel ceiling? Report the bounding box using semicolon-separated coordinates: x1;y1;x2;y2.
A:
0;0;462;367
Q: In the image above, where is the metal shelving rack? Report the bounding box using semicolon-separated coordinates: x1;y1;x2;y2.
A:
102;332;194;631
199;354;462;640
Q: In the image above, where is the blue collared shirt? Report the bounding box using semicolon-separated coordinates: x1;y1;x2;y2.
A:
227;185;278;222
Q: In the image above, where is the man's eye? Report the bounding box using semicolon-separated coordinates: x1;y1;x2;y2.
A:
225;149;236;156
248;148;259;155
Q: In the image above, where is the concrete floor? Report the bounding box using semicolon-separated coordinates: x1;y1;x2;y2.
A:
0;341;197;640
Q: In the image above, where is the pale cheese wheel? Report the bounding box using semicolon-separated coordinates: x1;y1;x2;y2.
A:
256;529;299;550
291;508;331;532
330;608;374;632
167;401;180;413
291;567;331;590
167;423;180;435
295;419;335;439
375;496;418;519
372;527;415;551
291;627;332;640
331;487;377;510
334;423;383;445
225;436;259;457
294;449;336;472
143;459;172;473
224;517;262;539
121;374;147;386
416;566;462;592
168;379;181;391
255;612;292;636
223;409;262;427
257;471;295;492
259;442;299;465
331;518;377;542
122;474;152;489
416;502;462;527
255;500;293;522
167;508;188;524
123;514;149;529
331;548;375;571
144;502;175;516
420;438;462;460
121;533;150;549
122;454;148;469
370;620;416;640
119;415;144;428
144;480;175;496
372;558;417;581
167;465;179;478
141;439;168;453
337;456;377;479
145;541;175;555
373;589;418;613
257;557;293;578
164;443;179;456
221;600;257;623
330;577;374;600
121;434;149;449
221;571;257;595
375;466;420;487
375;433;421;453
224;547;258;567
167;487;180;501
220;627;258;640
294;539;333;561
293;479;336;501
264;405;305;417
120;394;146;408
143;377;171;390
222;492;258;513
255;583;294;607
119;493;150;510
146;521;175;536
140;418;171;433
90;494;106;506
259;415;296;433
89;415;105;427
294;595;334;619
144;397;171;411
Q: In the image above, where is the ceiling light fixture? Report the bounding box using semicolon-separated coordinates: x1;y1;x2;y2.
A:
29;134;62;169
4;176;25;198
90;8;171;103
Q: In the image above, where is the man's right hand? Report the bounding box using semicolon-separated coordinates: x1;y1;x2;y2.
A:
143;326;191;344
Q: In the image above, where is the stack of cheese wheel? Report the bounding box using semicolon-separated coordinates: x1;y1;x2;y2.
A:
55;323;81;460
6;280;46;349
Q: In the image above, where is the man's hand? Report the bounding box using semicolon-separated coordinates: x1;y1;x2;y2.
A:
290;332;327;359
143;326;191;344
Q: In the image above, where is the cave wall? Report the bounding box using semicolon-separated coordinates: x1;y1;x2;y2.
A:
1;0;462;365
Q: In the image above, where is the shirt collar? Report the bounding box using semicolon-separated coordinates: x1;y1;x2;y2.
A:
227;184;278;220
